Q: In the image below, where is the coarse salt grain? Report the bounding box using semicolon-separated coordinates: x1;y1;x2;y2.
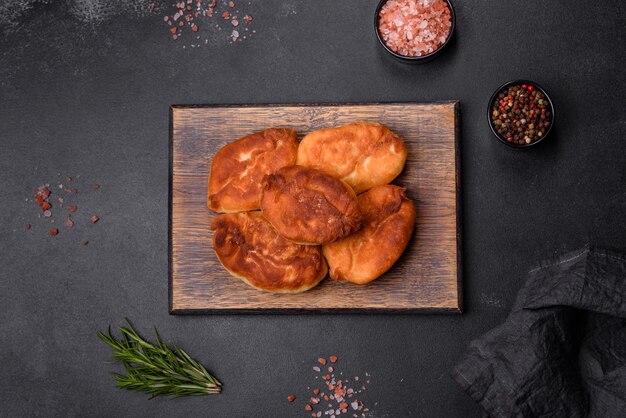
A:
377;0;452;57
163;1;254;42
301;357;371;416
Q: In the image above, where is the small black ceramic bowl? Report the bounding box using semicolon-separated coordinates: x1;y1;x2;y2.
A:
487;79;555;149
375;0;455;63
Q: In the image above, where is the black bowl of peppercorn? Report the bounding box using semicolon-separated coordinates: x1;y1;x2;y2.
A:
488;80;555;148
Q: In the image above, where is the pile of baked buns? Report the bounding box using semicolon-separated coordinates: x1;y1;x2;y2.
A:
208;122;416;293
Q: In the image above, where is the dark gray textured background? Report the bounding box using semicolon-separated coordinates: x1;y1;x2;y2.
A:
1;0;625;416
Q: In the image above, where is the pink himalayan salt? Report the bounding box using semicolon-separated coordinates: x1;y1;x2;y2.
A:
378;0;452;57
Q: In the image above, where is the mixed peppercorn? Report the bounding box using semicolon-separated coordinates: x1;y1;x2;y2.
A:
490;83;552;145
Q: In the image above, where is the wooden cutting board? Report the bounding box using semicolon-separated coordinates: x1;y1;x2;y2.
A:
170;103;461;313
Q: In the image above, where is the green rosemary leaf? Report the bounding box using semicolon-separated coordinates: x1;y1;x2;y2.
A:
99;321;221;398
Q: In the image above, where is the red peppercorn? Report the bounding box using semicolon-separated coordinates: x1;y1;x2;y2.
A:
521;84;527;89
527;85;535;92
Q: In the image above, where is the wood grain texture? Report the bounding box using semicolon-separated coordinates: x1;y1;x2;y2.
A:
170;103;462;313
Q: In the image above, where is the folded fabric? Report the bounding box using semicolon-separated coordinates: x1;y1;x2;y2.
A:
452;246;626;418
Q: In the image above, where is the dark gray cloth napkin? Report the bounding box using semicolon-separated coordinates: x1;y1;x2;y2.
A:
453;246;626;418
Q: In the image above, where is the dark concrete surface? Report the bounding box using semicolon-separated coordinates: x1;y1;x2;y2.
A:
1;1;625;417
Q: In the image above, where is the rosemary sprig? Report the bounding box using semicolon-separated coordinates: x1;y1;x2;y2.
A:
98;319;221;398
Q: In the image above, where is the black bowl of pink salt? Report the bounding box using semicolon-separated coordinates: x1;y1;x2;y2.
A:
375;0;455;63
488;80;555;148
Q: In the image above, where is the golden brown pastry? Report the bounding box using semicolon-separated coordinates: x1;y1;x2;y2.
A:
323;185;416;284
207;128;298;212
296;122;407;194
211;211;327;293
260;166;362;245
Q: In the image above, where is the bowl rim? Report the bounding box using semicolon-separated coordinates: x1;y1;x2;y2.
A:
487;79;556;149
374;0;456;61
